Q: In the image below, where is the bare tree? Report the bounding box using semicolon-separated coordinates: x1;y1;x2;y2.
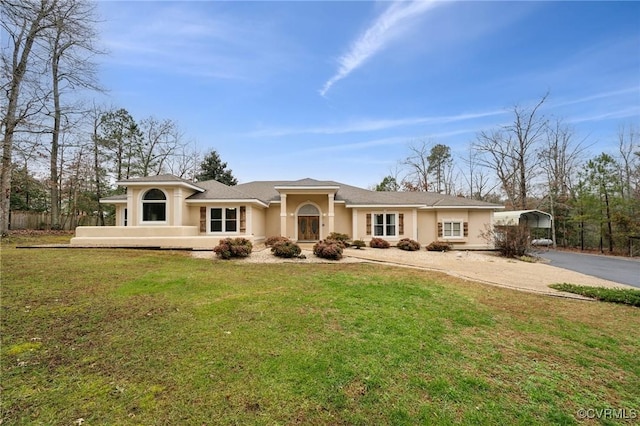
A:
539;119;587;247
1;0;57;233
403;139;431;191
474;94;548;209
402;139;456;193
167;140;201;180
617;124;639;201
460;147;499;201
136;117;183;177
45;0;101;228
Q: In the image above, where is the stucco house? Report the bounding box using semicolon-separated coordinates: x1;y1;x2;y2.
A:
70;174;504;249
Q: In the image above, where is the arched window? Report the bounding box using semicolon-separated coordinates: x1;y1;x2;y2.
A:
298;204;320;216
142;189;166;222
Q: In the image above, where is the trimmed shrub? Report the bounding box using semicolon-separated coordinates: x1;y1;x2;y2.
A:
313;240;343;260
265;235;290;247
324;232;349;249
352;240;366;249
369;237;390;249
397;238;421;251
328;232;350;243
213;237;253;259
426;241;452;252
271;240;302;258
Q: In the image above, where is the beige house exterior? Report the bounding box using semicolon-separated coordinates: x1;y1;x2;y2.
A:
71;175;504;249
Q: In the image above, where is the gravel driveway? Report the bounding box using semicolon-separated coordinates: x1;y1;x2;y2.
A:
195;247;636;298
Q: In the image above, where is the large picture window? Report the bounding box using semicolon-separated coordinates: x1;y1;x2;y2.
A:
142;189;166;222
210;208;238;233
374;213;396;237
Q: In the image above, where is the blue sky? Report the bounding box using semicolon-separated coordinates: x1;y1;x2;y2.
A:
96;1;640;188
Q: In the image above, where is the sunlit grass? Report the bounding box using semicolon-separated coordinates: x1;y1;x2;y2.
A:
2;235;639;425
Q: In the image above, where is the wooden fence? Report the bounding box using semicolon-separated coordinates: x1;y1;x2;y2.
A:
9;210;100;230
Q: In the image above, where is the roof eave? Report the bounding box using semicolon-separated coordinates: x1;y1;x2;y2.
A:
99;198;127;204
345;204;425;209
117;180;205;193
420;205;505;210
274;186;340;192
185;198;268;208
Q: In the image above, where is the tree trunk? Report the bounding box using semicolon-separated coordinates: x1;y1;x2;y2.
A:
603;190;613;253
50;46;61;229
0;3;53;233
92;117;105;226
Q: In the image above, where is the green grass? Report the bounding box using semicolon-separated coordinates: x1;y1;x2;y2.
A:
2;234;640;425
550;283;640;307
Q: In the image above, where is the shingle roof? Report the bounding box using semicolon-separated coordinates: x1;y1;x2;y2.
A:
113;175;502;209
187;179;256;200
224;178;501;208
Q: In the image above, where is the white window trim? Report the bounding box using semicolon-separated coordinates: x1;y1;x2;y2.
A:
139;188;169;225
372;212;398;238
442;219;464;238
208;206;240;234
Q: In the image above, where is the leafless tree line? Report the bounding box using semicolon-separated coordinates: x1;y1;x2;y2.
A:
1;0;201;232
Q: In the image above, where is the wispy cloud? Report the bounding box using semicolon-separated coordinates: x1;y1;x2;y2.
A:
99;3;291;81
319;0;439;97
244;110;505;138
551;87;639;109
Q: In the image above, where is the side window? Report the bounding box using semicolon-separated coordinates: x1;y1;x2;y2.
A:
373;213;397;237
210;207;239;233
142;189;166;222
443;221;462;237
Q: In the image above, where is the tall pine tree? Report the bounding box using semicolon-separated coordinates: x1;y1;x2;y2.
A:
195;150;237;185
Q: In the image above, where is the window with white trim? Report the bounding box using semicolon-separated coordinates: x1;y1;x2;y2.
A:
210;207;238;233
142;189;166;222
374;213;397;237
443;221;463;237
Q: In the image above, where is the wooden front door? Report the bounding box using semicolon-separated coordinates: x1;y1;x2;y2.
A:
298;216;320;241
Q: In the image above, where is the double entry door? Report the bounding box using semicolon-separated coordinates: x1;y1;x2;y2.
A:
297;216;319;241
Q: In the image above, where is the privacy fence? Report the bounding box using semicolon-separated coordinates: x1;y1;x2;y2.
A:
9;211;103;231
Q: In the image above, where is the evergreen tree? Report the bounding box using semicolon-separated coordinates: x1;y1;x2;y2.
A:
195;150;237;185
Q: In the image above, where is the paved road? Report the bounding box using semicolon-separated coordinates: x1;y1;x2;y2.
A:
536;250;640;288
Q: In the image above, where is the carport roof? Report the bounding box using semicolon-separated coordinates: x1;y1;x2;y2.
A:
494;210;553;228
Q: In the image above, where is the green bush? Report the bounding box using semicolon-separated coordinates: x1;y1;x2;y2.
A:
271;240;302;258
426;241;452;252
369;237;390;249
265;236;290;247
352;240;366;249
397;238;420;251
549;283;640;307
213;238;253;259
313;240;343;260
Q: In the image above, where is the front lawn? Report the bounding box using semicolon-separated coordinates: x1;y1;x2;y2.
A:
2;235;639;425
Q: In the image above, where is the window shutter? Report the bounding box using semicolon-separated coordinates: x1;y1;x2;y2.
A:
199;207;206;232
240;206;247;233
463;222;468;237
437;222;443;238
366;214;371;235
399;213;404;235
